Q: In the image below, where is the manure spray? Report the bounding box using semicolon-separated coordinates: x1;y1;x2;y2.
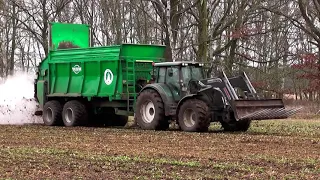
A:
0;72;42;125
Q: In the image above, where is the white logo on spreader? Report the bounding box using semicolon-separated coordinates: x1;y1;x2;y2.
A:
104;69;113;85
72;65;82;74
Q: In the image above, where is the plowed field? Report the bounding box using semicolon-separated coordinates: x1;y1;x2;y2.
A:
0;119;319;179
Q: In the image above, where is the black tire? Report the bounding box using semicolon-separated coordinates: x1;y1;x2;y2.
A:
177;99;211;132
43;100;63;126
86;111;106;127
135;89;169;130
91;113;129;127
112;115;128;126
62;100;88;127
220;119;251;132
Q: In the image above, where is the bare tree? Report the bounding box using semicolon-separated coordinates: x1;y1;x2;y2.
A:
7;0;72;56
0;0;319;99
7;1;18;75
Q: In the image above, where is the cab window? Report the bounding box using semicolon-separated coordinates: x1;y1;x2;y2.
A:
166;67;179;86
181;66;204;85
165;67;180;96
157;67;166;83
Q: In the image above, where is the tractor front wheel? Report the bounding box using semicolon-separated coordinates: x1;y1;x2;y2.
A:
135;89;169;130
43;100;63;126
178;99;211;132
62;100;88;127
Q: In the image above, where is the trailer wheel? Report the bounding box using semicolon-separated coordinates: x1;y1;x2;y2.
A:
177;99;211;132
62;100;88;127
43;100;62;126
220;119;251;132
135;89;169;130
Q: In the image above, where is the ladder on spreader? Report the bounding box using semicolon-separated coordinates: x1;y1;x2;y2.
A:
125;60;136;113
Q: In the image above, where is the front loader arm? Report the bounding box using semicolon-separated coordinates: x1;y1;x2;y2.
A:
197;71;239;102
228;71;258;99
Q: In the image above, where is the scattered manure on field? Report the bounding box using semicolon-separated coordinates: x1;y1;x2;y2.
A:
0;72;42;125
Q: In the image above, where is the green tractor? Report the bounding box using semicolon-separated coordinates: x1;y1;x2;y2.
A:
134;61;299;132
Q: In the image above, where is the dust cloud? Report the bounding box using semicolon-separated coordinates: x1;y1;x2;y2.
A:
0;72;42;125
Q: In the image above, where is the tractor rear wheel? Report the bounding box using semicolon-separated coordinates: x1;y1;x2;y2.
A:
220;119;251;132
62;100;88;127
135;89;169;130
43;100;62;126
177;99;211;132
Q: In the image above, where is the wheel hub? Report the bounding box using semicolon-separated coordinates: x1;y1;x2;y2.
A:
46;107;53;122
183;108;196;127
65;108;74;123
141;100;155;123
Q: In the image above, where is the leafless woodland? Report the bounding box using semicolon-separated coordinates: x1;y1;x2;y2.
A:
0;0;319;100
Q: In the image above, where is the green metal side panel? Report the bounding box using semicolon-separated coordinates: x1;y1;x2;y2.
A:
35;56;49;108
120;44;166;61
48;46;121;63
44;43;166;100
135;61;154;80
36;80;46;108
49;60;121;97
48;46;122;98
121;61;154;83
49;22;90;51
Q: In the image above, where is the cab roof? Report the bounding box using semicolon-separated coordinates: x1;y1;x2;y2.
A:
154;61;204;67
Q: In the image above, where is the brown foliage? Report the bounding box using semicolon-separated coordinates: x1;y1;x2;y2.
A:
57;41;80;49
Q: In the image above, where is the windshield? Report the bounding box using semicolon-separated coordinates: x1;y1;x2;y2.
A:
181;66;204;85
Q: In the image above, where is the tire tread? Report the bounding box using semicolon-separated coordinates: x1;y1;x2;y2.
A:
178;99;211;132
43;100;62;126
135;89;169;130
62;100;88;127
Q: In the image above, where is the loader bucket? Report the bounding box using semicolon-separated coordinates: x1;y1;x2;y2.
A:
232;99;301;121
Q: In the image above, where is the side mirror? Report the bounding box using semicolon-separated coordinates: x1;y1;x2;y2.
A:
168;68;173;77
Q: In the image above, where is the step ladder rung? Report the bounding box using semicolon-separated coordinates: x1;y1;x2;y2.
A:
125;60;136;112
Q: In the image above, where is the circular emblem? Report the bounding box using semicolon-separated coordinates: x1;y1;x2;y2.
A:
104;69;114;85
72;65;82;74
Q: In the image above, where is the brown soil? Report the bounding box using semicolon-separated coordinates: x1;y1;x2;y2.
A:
0;120;319;179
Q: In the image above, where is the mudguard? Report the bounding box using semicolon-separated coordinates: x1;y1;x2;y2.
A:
138;83;177;116
176;88;227;116
176;94;199;114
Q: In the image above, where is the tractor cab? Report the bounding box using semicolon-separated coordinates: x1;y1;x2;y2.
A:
151;61;206;100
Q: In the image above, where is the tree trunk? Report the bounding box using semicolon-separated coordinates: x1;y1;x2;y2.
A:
8;2;17;75
197;0;208;63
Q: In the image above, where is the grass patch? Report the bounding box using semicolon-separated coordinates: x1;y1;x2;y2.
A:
0;120;318;179
249;119;320;137
0;147;200;168
209;118;320;138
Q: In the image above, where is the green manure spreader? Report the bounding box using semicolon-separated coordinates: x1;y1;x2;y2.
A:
34;22;300;132
34;22;164;127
